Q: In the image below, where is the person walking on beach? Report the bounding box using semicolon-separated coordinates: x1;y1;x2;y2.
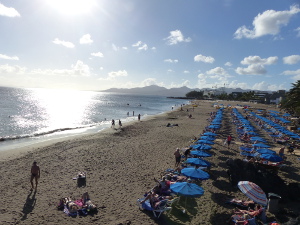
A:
174;148;181;167
227;135;232;149
111;119;115;129
138;114;141;121
30;161;40;191
119;119;122;128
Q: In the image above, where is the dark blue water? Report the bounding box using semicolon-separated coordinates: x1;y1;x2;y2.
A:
0;86;189;150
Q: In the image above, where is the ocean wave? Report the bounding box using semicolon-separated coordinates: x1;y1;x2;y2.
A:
0;124;101;142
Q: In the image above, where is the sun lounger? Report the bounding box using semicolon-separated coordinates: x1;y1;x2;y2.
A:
137;198;171;218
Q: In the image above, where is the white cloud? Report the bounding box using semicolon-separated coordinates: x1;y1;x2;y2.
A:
165;30;192;45
138;44;148;51
112;44;119;51
234;5;300;39
282;69;300;80
251;81;283;91
241;56;278;65
0;54;19;60
52;38;75;48
236;64;267;75
282;69;300;76
79;34;93;44
164;59;178;63
183;70;189;74
112;44;128;51
228;80;248;89
132;41;142;47
132;41;148;51
71;60;91;76
198;73;206;79
141;78;164;87
194;54;215;63
295;27;300;37
31;61;91;77
207;67;228;76
0;3;20;17
167;69;174;73
170;80;190;88
225;62;232;67
91;52;104;57
108;70;128;78
283;55;300;64
0;64;26;73
236;56;277;75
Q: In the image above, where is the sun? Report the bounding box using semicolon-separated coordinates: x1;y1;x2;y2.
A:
46;0;97;15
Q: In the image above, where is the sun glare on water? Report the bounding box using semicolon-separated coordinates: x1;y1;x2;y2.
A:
46;0;97;15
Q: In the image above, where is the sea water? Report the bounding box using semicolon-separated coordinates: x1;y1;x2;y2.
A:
0;86;189;151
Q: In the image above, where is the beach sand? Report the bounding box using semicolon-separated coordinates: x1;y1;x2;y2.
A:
0;100;299;225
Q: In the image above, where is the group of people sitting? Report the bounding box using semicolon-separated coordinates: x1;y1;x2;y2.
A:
139;172;188;211
58;192;97;216
228;199;267;224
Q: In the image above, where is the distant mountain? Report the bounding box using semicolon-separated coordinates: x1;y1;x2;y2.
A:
101;85;198;97
100;85;257;97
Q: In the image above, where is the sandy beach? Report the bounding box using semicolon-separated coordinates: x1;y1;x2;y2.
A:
0;100;299;225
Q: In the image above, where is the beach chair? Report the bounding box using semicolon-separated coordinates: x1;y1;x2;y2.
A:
166;197;180;215
75;171;86;187
230;214;258;225
137;198;171;218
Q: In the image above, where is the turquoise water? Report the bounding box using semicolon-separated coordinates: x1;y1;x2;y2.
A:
0;86;189;151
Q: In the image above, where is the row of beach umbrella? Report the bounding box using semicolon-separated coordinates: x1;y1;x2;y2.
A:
170;108;225;202
250;111;300;140
232;108;283;162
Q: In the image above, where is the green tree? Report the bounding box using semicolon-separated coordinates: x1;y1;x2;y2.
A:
186;90;204;99
280;80;300;115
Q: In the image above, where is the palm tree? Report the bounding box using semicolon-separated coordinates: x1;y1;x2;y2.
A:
280;80;300;115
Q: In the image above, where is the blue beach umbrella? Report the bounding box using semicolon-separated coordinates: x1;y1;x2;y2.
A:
185;158;211;167
252;143;270;148
208;125;221;129
190;144;212;150
170;182;204;197
196;140;214;145
250;137;267;143
190;150;212;157
260;154;283;162
181;168;210;180
199;136;215;141
256;149;276;154
203;132;218;136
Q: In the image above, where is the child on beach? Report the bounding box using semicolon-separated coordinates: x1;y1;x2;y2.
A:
30;161;40;191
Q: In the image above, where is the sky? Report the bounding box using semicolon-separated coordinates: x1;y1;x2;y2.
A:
0;0;300;92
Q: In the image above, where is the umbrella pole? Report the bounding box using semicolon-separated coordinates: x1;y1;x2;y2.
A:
183;197;187;213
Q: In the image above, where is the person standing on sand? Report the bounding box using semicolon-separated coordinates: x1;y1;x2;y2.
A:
119;119;122;128
30;161;40;191
174;148;181;167
111;119;115;129
138;114;141;121
227;135;232;149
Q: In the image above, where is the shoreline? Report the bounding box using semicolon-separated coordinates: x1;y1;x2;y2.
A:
0;110;173;161
0;100;299;225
